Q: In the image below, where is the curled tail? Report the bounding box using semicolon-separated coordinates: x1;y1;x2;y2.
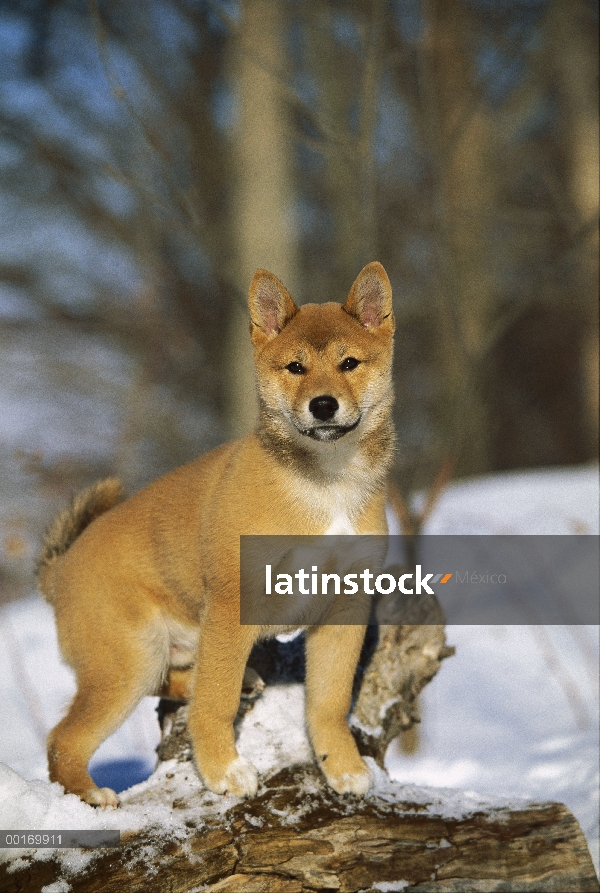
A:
37;478;124;602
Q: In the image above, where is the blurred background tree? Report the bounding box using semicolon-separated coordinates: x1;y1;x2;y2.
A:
0;0;597;600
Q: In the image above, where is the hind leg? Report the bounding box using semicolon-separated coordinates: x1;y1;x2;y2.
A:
48;628;166;807
157;667;194;701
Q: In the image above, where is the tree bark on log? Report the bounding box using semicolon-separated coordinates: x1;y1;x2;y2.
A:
2;762;598;892
351;623;453;765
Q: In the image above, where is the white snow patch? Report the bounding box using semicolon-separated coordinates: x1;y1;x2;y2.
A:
372;882;410;892
237;683;313;773
422;465;599;535
41;882;72;893
367;758;532;818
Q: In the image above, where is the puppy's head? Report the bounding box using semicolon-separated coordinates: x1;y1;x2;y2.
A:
248;263;395;445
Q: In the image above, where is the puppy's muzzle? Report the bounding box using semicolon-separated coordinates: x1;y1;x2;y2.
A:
298;395;360;441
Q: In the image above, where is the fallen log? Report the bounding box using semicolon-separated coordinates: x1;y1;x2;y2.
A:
2;761;598;892
2;624;597;891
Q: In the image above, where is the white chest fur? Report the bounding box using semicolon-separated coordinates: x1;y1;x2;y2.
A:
325;508;356;535
286;459;372;535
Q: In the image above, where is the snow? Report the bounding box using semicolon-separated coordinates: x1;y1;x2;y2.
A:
0;464;598;877
372;883;410;892
386;465;600;872
237;683;313;772
420;465;599;535
386;625;598;855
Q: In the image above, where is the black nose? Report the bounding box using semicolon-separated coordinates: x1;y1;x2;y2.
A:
309;395;339;422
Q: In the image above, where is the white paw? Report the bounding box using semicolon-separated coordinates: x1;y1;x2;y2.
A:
326;764;372;796
210;756;258;798
84;786;119;808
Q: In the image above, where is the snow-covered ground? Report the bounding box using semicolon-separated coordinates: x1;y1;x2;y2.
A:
0;464;598;877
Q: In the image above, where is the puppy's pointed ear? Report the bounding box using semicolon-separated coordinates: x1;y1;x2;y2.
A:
248;270;299;345
343;262;394;334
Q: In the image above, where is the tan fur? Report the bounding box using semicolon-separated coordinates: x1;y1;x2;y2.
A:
38;263;395;806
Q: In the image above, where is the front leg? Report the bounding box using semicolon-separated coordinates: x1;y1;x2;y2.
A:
305;624;371;795
187;615;258;797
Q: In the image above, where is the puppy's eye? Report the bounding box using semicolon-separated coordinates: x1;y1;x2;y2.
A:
340;357;360;372
286;361;305;375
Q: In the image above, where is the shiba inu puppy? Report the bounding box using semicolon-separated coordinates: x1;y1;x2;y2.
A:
37;262;395;807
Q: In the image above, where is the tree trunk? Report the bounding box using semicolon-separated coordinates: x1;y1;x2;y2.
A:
226;0;299;439
548;0;599;457
418;0;496;476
